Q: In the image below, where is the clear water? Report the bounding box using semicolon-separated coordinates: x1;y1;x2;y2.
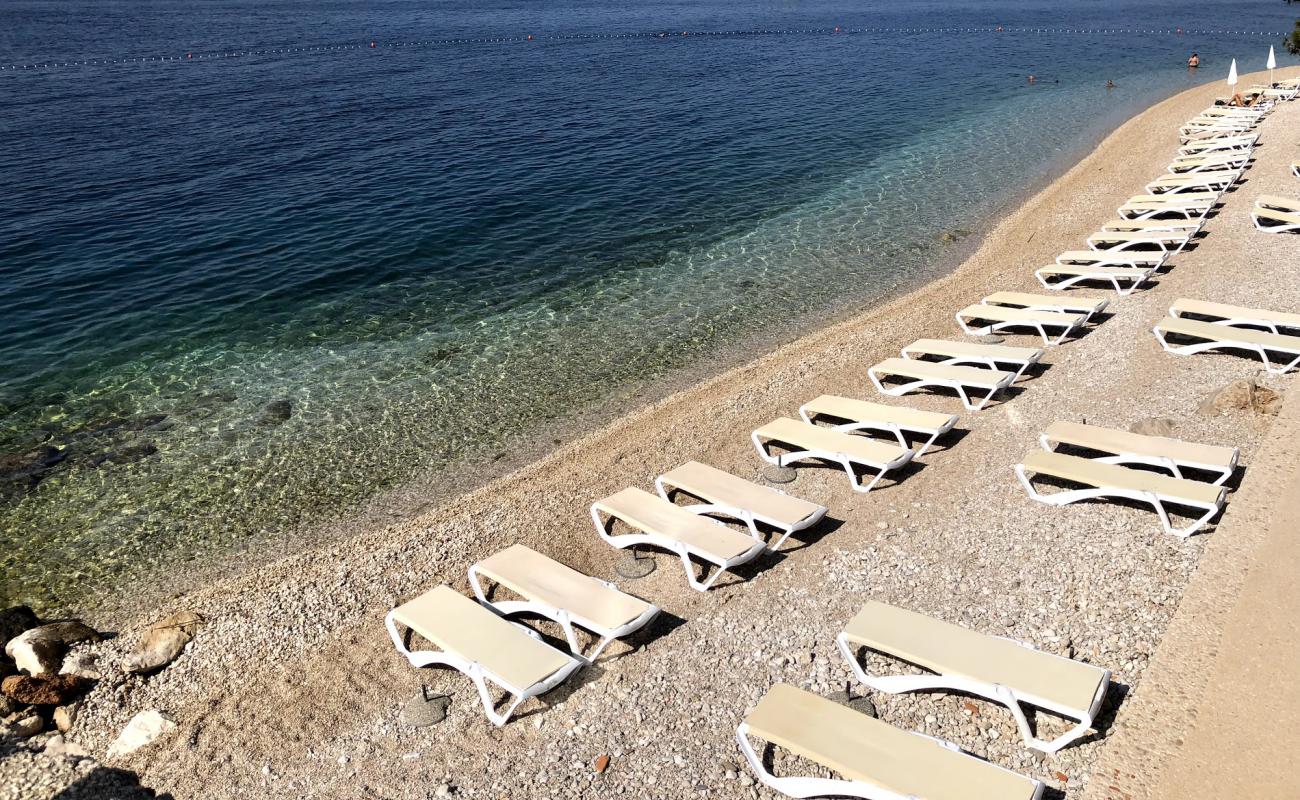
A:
1;0;1294;610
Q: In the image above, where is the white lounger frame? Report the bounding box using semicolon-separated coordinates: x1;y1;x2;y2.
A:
867;365;1014;411
797;399;958;456
751;427;915;493
1013;462;1225;537
590;503;767;592
653;474;826;551
1035;265;1154;295
384;611;582;726
954;308;1080;346
467;565;660;662
1154;323;1300;375
1252;207;1300;234
834;633;1111;754
1040;433;1237;486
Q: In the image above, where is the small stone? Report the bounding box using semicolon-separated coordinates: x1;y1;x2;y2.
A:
1129;417;1177;437
43;734;90;759
962;701;980;716
12;715;42;738
1;673;84;705
54;701;79;733
59;651;102;681
827;688;877;718
594;754;610;774
400;687;450;728
739;773;755;787
124;610;204;674
106;709;177;758
1054;771;1069;783
761;464;797;484
434;784;452;798
978;334;1005;344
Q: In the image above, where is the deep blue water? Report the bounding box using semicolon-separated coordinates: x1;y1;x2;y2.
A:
1;0;1295;609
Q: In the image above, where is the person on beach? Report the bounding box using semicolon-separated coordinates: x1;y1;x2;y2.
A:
1187;53;1200;68
1226;91;1261;108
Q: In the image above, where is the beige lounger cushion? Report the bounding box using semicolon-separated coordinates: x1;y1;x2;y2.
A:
474;544;652;631
1254;207;1300;225
755;417;910;466
904;338;1042;363
1087;231;1186;246
1123;192;1217;205
1020;450;1223;506
802;394;955;431
658;460;823;530
1101;218;1200;231
1057;250;1163;266
391;585;573;690
1171;298;1300;329
843;601;1106;713
1043;421;1235;472
1256;195;1300;213
983;291;1107;314
871;357;1013;387
594;487;759;560
1038;264;1151;280
1156;316;1300;352
1149;170;1237;185
745;684;1039;800
956;304;1082;327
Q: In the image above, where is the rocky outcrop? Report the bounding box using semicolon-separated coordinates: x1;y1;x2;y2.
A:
5;621;102;676
1;673;84;705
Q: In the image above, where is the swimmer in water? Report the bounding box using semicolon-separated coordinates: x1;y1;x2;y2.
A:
1188;53;1200;68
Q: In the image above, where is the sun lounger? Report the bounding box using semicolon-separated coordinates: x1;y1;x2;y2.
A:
954;304;1084;346
737;684;1044;800
1100;217;1204;236
751;416;914;493
1056;249;1166;269
591;487;767;591
981;290;1109;322
1167;153;1249;175
1085;229;1191;253
1117;194;1215;221
1154;315;1300;374
1252;206;1300;233
799;393;959;455
468;544;659;661
902;337;1043;379
655;460;827;550
1015;449;1227;537
836;601;1111;753
868;357;1015;411
1177;134;1256;155
1170;297;1300;335
385;585;583;726
1041;420;1238;486
1035;263;1155;295
1145;170;1238;195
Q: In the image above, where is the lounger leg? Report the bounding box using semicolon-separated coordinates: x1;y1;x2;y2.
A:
916;429;942;456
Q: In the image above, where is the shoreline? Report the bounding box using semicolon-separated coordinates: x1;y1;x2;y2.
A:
9;65;1299;800
68;78;1174;624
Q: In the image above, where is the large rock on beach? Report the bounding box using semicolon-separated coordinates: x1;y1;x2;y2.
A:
1199;377;1282;417
125;610;204;674
106;710;177;758
5;621;102;676
1;673;85;705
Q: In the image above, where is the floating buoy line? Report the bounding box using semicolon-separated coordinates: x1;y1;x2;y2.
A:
1;26;1289;72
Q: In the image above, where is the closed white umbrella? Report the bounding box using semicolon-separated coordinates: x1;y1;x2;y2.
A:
1227;58;1238;98
1267;45;1277;86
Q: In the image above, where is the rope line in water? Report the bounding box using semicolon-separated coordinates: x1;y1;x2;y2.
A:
1;26;1290;72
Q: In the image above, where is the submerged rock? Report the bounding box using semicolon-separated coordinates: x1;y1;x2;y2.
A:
106;710;177;758
258;399;293;426
124;610;203;674
87;441;159;469
0;445;68;496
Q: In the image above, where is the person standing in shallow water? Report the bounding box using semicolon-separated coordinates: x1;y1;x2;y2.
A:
1188;53;1200;68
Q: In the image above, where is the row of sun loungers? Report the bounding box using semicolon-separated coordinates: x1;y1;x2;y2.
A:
377;82;1296;799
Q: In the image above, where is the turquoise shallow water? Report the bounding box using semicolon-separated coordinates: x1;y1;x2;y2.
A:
1;0;1295;610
